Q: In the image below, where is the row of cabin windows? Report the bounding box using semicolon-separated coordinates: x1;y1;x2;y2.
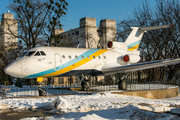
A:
61;55;106;60
23;50;106;60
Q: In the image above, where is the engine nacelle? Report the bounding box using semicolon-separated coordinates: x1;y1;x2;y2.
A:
117;54;140;65
107;41;127;50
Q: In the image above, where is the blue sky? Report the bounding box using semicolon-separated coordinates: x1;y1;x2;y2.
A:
0;0;156;31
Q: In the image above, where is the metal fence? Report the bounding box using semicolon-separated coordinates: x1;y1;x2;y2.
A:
0;72;179;98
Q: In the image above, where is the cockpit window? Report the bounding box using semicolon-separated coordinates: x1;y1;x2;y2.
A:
25;51;36;57
34;51;41;56
22;51;28;57
40;51;46;56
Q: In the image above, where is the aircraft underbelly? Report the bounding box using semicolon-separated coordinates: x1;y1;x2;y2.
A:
54;69;104;77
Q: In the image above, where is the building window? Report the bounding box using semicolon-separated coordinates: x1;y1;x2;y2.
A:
75;31;79;35
72;33;74;35
58;78;64;84
68;34;70;36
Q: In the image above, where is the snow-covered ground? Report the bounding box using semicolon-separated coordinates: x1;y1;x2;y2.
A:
1;91;180;119
1;84;176;97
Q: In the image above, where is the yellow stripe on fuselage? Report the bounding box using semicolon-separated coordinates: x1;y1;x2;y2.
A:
42;49;109;77
127;44;139;51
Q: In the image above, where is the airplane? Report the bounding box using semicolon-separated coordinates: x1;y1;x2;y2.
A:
4;24;180;94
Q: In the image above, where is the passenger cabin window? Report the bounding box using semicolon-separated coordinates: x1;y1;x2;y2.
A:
75;55;78;59
25;51;36;57
62;55;65;59
34;51;41;56
68;55;72;59
40;51;46;56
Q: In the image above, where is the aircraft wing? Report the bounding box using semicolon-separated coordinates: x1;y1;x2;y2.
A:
102;58;180;75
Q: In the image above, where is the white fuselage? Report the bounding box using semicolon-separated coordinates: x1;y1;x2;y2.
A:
5;47;139;78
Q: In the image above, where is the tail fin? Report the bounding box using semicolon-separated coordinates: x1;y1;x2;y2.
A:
122;25;172;51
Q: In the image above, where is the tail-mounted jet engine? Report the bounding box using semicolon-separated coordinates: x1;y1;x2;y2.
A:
117;54;140;65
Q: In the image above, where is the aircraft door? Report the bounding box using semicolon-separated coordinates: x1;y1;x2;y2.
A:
54;53;62;71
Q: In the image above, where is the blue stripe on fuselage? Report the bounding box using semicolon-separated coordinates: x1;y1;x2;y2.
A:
127;40;140;49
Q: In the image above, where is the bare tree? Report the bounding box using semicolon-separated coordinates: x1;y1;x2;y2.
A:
7;0;68;49
117;0;180;81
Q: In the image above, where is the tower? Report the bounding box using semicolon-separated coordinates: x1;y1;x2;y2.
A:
100;19;116;49
0;11;18;51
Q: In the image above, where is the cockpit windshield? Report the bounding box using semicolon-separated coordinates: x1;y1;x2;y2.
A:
25;51;36;57
22;51;28;57
40;51;46;56
34;51;41;56
24;50;46;57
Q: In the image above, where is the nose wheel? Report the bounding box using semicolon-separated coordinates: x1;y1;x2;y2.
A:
38;84;47;96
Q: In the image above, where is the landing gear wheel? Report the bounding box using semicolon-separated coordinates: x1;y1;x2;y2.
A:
118;80;127;90
38;87;47;96
81;80;90;91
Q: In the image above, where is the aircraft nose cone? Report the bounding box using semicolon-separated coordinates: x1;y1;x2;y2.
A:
4;61;23;78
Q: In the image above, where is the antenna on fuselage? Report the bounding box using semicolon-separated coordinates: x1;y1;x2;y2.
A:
77;44;81;48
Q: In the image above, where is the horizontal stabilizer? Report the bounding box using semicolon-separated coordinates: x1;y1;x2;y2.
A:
117;24;173;35
139;24;173;31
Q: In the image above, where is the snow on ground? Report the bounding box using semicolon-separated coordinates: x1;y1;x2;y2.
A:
1;84;177;97
1;92;180;119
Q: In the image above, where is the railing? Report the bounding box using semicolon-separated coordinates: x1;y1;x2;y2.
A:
0;72;179;98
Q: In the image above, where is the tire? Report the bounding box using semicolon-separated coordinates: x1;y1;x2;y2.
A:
81;80;90;91
118;80;127;90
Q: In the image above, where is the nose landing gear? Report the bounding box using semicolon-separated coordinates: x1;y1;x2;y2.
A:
38;84;47;96
37;77;47;96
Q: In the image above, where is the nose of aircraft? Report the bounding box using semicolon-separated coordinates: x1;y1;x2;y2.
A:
4;61;23;78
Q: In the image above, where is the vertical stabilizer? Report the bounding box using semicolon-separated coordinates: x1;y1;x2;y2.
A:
125;27;144;51
124;25;172;51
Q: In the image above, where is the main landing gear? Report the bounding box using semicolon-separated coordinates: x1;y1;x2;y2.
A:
81;75;91;91
80;73;127;91
117;73;127;90
112;73;127;90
